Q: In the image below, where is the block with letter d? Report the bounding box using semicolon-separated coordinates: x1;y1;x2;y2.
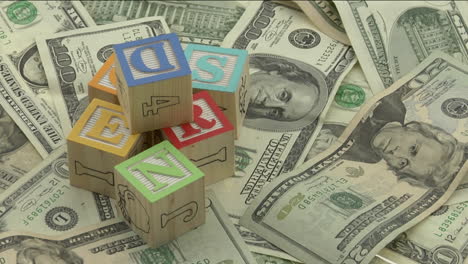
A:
88;54;119;105
185;44;250;138
114;141;205;248
161;91;235;186
114;33;193;134
67;99;144;198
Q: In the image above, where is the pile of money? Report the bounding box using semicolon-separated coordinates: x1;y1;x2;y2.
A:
1;1;467;263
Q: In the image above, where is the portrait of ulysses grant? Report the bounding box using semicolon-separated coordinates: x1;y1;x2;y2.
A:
244;54;329;132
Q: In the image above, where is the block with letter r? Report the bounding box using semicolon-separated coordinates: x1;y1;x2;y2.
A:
114;141;205;248
161;91;235;186
113;33;193;134
67;99;144;198
185;44;251;138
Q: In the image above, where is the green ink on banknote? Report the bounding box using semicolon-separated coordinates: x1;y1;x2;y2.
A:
277;193;305;220
7;1;37;25
334;84;365;108
345;166;364;178
139;247;176;263
330;192;363;209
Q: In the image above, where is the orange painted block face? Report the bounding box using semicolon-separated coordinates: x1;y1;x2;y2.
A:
68;99;140;157
88;54;118;96
161;91;234;148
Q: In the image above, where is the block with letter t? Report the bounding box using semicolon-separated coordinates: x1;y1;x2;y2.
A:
114;141;205;248
185;44;250;138
161;91;235;186
114;33;193;134
88;54;119;104
67;99;144;198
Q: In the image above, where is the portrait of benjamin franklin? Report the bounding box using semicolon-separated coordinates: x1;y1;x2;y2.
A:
18;45;48;88
16;238;83;264
0;106;27;157
244;54;328;132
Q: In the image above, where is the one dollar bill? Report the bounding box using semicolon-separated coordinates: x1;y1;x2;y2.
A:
241;52;468;264
36;17;170;135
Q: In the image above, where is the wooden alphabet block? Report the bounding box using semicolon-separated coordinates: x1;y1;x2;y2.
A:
185;44;250;138
161;91;235;186
67;99;143;198
114;140;205;248
88;54;119;104
114;33;193;134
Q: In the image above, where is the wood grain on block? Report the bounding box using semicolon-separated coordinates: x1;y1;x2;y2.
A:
162;91;235;186
114;141;205;248
88;54;119;104
185;44;250;138
114;33;193;134
67;99;143;198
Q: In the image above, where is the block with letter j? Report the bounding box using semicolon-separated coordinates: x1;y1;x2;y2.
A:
161;91;235;186
114;33;193;134
114;141;205;248
185;44;250;138
67;99;144;198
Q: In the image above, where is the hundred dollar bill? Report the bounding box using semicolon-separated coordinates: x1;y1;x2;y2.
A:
335;0;468;93
36;17;170;135
0;192;256;264
0;55;64;158
302;63;374;164
210;0;355;257
241;53;468;264
0;105;42;194
295;0;350;45
0;1;95;128
81;0;247;46
0;147;117;235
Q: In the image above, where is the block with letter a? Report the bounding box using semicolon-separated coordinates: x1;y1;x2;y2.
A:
161;91;235;186
114;141;205;248
67;99;144;198
185;44;250;138
114;33;193;134
88;54;119;105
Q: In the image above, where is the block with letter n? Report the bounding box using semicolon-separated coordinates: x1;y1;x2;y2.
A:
88;54;119;105
114;141;205;248
161;91;235;186
67;99;144;198
114;33;193;134
185;44;250;138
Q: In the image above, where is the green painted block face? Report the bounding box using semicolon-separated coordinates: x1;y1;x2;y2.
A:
115;140;204;203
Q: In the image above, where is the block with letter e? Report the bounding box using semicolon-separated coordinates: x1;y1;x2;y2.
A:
67;99;144;198
88;54;119;105
185;44;250;138
114;33;193;134
114;141;205;248
161;91;235;186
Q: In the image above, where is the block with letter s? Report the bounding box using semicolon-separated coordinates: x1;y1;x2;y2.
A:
114;141;205;248
185;44;250;138
161;91;235;186
114;33;193;134
67;99;144;198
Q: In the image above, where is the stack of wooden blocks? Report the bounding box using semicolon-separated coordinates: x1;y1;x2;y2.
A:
66;33;250;248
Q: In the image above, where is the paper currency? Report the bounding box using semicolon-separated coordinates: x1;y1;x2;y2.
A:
0;192;256;264
210;1;355;256
0;147;117;235
0;105;42;194
36;17;170;135
335;0;468;93
302;63;374;163
295;0;350;45
0;1;95;129
254;252;301;264
81;0;247;46
241;53;468;264
0;55;64;158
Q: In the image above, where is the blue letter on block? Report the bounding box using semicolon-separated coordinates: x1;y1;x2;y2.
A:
130;43;175;73
193;55;227;83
